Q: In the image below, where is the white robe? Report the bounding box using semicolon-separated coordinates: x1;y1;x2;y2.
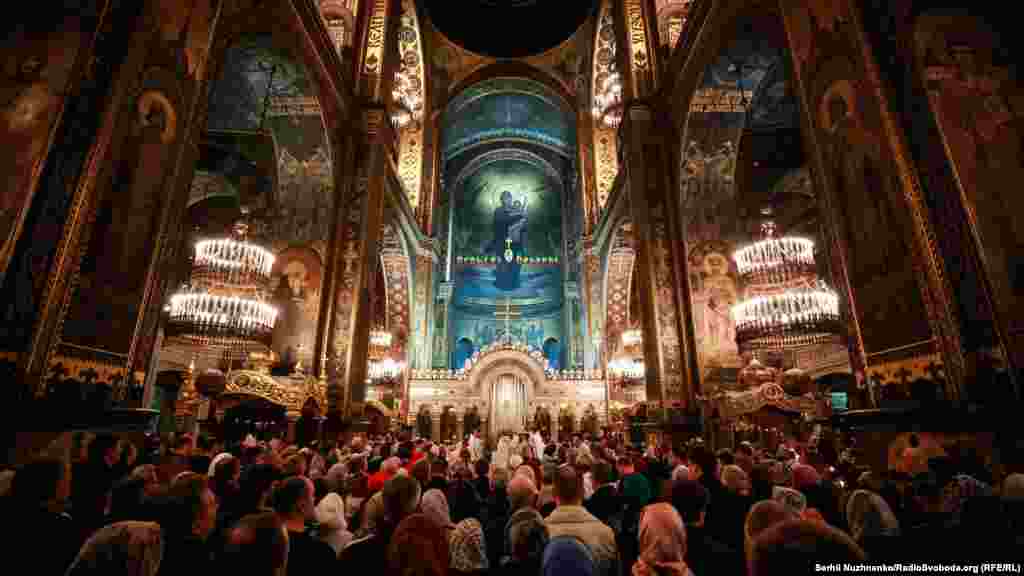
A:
469;435;483;463
494;437;511;470
529;432;545;461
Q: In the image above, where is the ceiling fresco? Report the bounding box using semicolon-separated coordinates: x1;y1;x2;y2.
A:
441;77;575;161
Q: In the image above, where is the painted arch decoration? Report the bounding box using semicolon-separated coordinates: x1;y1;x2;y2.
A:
380;222;412;357
591;0;620;214
393;0;426;213
441;77;575;162
655;0;693;50
604;221;636;356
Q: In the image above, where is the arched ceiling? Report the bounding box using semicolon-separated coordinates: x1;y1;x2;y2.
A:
419;0;598;58
441;77;576;162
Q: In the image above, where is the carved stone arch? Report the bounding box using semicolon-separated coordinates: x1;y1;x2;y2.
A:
603;219;636;356
380;220;412;356
466;350;547;400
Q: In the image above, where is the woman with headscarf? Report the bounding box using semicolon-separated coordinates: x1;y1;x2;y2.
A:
450;518;489;575
501;503;549;576
65;521;163;576
633;503;692;576
387;513;449;576
845;489;900;560
422;489;455;529
771;486;807;516
316;492;353;557
744;500;796;559
542;535;596;576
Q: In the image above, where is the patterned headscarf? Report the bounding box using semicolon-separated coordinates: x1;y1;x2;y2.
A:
422;489;454;529
65;521;163;576
845;489;900;543
772;486;807;516
504;508;549;563
633;503;689;576
450;518;488;573
721;464;750;495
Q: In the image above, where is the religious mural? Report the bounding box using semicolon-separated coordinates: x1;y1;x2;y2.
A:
449;156;564;367
688;242;741;387
269;247;322;375
206;35;334;249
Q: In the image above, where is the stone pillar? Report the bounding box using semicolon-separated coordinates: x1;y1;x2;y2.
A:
10;1;224;401
618;102;697;407
431;408;441;443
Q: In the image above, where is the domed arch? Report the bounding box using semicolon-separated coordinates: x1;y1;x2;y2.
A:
466;349;547;399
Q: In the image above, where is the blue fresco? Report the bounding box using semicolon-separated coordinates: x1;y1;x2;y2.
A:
442;78;575;161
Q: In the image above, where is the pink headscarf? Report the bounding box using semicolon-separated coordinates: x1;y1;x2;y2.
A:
633;503;690;576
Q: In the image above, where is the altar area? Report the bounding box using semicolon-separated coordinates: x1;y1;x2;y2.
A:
407;341;607;442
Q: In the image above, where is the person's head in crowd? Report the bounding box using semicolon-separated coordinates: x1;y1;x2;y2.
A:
514;464;536;485
225;512;290;576
240;463;282;513
635;503;688;576
542;535;596;576
744;499;797;556
173;434;193;456
165;472;218;540
382;456;402;476
272;476;317;529
383;474;422;526
671;443;688;467
670;479;708;526
89;433;120;468
450;518;488;575
617;455;636;477
508;475;539;511
591;459;614;488
474;458;490;481
716;448;735;467
420;488;454;529
12;456;70;512
748;519;865;576
908;434;920;449
412;458;431;487
791;464;820;492
243;445;267;467
386;514;449;576
688;446;718;482
722;464;751;497
212;455;241;495
845;489;900;545
283;454;307;478
431;458;448;480
65;521;163;576
553;464;583;506
110;476;148;522
491;465;510;491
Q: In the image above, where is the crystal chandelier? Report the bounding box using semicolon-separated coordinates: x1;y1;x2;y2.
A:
390;61;421;129
608;357;645;380
165;218;278;355
621;329;642;348
593;71;623;128
370;329;393;349
731;216;841;353
369;357;405;381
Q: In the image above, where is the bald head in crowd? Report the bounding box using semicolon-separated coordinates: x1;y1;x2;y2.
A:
749;519;865;576
508;475;538;511
553;465;583;506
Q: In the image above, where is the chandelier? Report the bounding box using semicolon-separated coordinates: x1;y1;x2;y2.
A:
165;219;278;355
593;71;623;128
369;357;405;381
621;329;642;348
390;62;422;129
608;357;645;380
370;329;393;349
731;217;841;353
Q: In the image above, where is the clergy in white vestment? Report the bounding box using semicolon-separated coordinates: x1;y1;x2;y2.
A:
469;431;483;462
494;435;511;470
529;431;545;461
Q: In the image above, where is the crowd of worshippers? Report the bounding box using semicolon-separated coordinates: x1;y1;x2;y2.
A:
1;429;1021;576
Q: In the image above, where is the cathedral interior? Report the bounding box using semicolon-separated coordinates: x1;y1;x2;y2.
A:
3;0;1023;457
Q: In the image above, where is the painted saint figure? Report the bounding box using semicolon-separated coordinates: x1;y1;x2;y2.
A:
488;190;528;290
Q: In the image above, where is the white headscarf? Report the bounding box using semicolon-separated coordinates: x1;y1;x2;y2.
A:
316;492;352;556
208;452;233;477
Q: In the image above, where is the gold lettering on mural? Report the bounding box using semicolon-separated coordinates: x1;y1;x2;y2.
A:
363;0;387;74
689;88;754;113
627;0;648;70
